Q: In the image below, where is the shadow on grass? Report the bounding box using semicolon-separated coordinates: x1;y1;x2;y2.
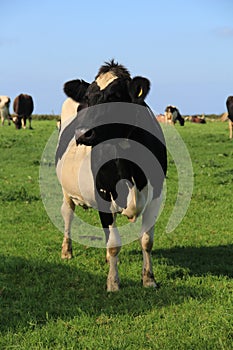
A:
153;244;233;278
0;252;212;333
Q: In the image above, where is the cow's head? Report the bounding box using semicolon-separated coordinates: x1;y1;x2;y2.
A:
12;115;22;129
64;60;151;146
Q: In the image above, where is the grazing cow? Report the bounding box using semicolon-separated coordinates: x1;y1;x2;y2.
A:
56;60;167;291
226;96;233;139
0;96;11;126
13;94;34;129
189;115;206;124
165;105;185;126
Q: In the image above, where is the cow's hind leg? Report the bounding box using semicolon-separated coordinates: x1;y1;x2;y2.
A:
140;196;162;288
61;193;75;259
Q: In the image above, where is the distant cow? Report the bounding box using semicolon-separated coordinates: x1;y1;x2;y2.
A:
226;96;233;139
13;94;34;129
0;96;11;126
156;114;170;124
56;60;167;291
165;105;185;126
189;115;206;124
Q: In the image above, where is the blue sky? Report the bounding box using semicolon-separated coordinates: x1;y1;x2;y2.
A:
1;0;233;115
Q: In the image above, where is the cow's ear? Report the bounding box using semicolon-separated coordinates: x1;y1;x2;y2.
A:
63;79;90;102
128;77;150;103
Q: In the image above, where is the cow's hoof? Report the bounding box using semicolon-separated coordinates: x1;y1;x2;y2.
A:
61;238;73;259
61;250;73;259
107;278;120;292
142;277;159;289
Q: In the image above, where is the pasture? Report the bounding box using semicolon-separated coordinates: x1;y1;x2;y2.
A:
0;119;232;349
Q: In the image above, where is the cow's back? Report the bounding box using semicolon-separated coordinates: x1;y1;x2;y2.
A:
13;94;34;116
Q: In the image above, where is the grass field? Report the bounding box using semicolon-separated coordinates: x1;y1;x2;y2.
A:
0;119;232;349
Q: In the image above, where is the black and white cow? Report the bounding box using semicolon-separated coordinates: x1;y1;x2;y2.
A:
56;60;167;291
13;94;34;129
226;96;233;139
165;105;185;126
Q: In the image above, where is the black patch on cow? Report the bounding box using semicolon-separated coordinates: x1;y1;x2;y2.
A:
89;125;166;200
74;102;167;200
85;79;131;107
55;116;80;165
128;77;150;104
64;79;90;103
13;94;34;116
226;96;233;122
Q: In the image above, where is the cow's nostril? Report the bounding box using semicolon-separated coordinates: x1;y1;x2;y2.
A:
84;129;94;139
75;128;95;145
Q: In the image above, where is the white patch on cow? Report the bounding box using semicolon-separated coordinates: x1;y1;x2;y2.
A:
96;72;118;90
56;139;96;208
141;194;162;235
22;118;26;129
107;225;122;249
120;181;154;222
61;97;79;124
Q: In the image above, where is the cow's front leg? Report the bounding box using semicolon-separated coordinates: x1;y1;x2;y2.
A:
22;117;26;129
106;227;121;292
99;212;121;292
61;193;75;259
140;196;162;288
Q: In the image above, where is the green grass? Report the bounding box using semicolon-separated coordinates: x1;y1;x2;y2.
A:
0;120;232;349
